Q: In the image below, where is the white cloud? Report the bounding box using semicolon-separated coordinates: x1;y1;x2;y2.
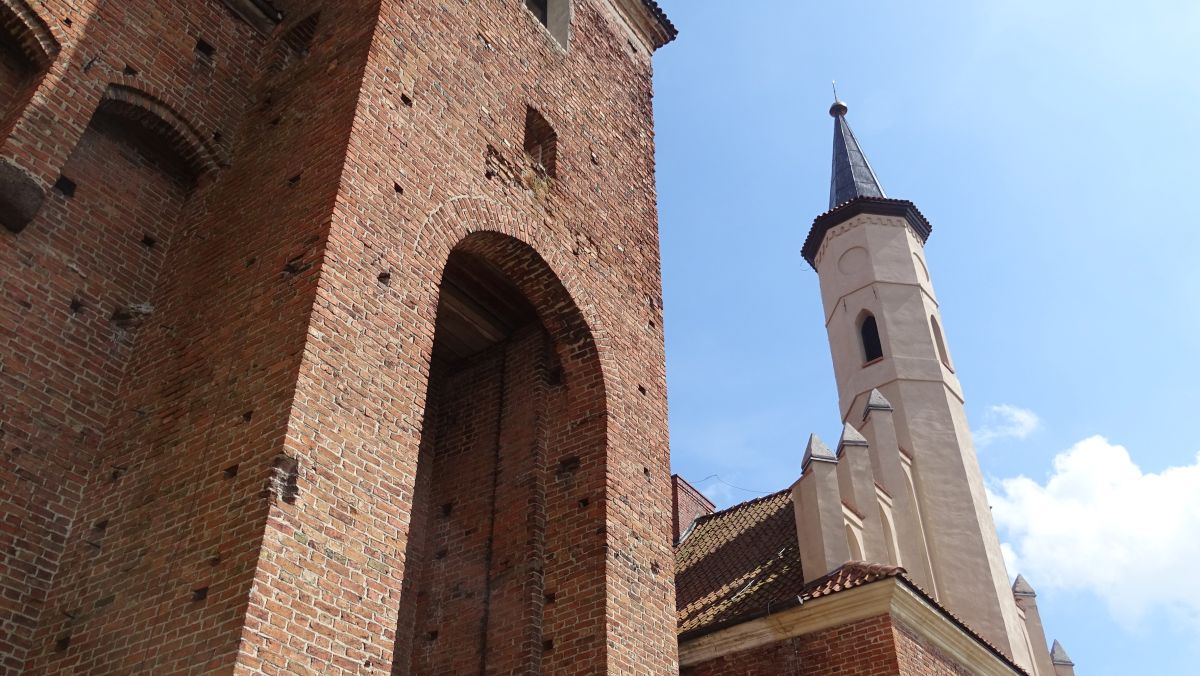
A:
991;436;1200;630
975;404;1040;447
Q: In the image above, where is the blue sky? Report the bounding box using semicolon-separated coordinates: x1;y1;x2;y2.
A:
652;1;1200;674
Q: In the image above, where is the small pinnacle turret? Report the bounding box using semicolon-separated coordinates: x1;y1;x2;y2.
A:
1051;640;1074;665
838;422;869;449
829;99;885;209
863;388;894;418
803;433;837;469
1012;574;1036;597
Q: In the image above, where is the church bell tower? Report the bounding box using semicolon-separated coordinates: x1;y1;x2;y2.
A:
802;98;1032;663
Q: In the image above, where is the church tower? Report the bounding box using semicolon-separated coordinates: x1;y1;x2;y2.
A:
802;99;1032;663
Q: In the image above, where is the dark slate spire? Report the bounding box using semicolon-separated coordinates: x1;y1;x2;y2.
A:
829;100;885;209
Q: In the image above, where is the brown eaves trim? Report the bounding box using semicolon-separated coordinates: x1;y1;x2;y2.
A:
802;196;933;270
642;0;678;43
677;567;1026;675
676;561;873;643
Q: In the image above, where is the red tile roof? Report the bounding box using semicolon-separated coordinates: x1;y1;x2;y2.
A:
641;0;678;43
675;488;906;640
675;490;804;636
674;490;1027;673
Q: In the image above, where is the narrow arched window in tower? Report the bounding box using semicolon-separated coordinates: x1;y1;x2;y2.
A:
858;312;883;364
931;315;952;369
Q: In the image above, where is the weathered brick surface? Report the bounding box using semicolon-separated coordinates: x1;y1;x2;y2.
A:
683;615;902;676
894;619;975;676
2;0;676;673
682;613;988;675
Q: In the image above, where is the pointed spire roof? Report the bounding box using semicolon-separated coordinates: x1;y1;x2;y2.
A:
802;433;837;471
829;99;885;210
1012;574;1036;597
1050;640;1074;666
803;96;932;271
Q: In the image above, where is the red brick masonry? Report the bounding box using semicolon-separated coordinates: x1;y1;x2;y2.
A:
682;615;976;676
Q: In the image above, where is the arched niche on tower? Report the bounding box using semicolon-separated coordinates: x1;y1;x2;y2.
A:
0;0;59;132
392;230;611;674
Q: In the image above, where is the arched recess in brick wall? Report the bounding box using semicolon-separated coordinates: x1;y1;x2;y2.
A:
2;84;220;232
0;0;58;126
0;78;228;668
93;84;222;178
392;228;612;674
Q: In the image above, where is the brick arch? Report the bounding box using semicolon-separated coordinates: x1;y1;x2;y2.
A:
398;196;625;672
96;84;222;177
411;195;626;416
0;0;59;67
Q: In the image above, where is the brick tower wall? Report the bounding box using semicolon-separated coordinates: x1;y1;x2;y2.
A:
1;0;377;671
245;0;680;672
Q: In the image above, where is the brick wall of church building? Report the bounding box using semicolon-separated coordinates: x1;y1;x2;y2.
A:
681;614;982;676
894;619;975;676
2;0;677;673
681;616;901;676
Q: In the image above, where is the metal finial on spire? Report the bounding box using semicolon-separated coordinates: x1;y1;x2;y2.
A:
830;80;848;117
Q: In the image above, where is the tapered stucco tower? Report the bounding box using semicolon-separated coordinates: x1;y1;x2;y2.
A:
802;99;1032;664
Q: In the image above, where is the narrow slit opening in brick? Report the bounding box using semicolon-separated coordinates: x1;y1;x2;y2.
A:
194;38;215;61
53;175;76;197
523;107;558;177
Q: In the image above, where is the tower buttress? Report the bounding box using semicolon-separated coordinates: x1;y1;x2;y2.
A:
804;99;1032;666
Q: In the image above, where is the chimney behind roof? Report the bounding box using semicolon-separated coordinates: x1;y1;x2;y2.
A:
672;474;715;543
